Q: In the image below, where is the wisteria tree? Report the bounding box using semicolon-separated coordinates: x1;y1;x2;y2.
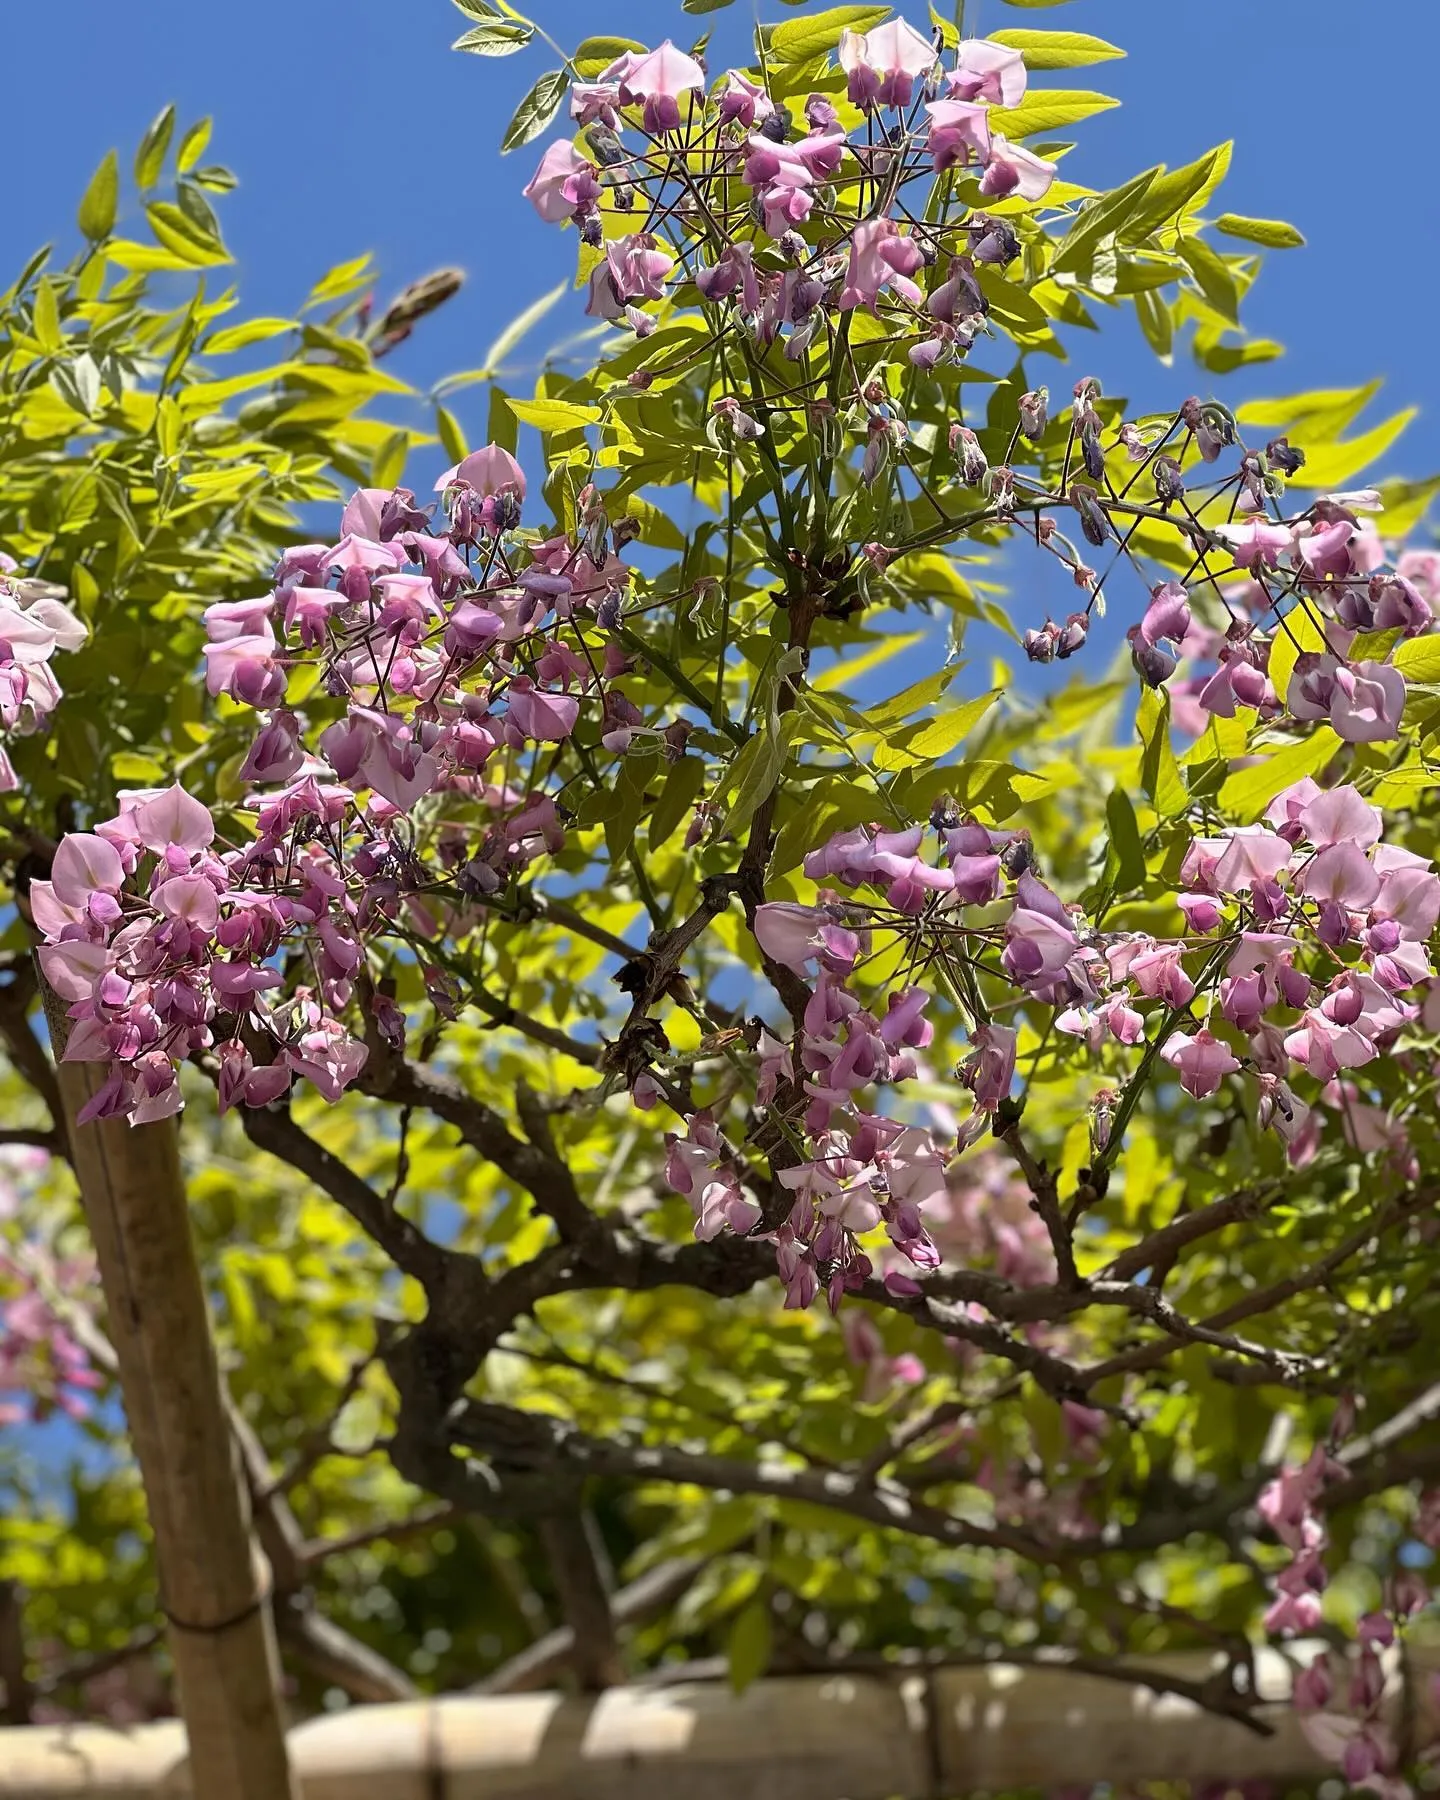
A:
8;2;1440;1791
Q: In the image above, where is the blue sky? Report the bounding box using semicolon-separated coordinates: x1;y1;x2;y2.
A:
7;0;1438;493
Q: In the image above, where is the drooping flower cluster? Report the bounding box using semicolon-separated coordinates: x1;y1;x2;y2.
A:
1262;1443;1440;1793
33;447;651;1123
0;558;86;790
0;1151;101;1426
656;773;1439;1292
524;25;1053;366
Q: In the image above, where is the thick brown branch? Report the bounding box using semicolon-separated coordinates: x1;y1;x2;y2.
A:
238;1102;450;1289
537;1511;623;1691
441;1398;1055;1563
1102;1186;1280;1284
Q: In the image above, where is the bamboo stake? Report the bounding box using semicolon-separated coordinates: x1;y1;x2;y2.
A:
0;1652;1436;1799
39;998;296;1800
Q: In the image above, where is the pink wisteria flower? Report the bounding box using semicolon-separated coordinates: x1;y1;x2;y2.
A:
616;40;705;135
947;38;1027;107
838;18;937;110
978;136;1056;201
521;140;601;224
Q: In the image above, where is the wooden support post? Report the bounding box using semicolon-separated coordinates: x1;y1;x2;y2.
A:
42;1022;296;1800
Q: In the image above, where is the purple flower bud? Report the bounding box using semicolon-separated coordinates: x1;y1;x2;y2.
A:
1266;435;1305;476
1069;481;1111;547
1055;611;1089;658
1153;456;1185;504
1024;624;1058;664
969;214;1019;264
950;424;987;488
1130;630;1177;688
1018;387;1048;443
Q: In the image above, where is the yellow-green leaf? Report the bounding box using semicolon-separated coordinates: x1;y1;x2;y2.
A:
771;5;889;64
988;28;1122;68
501;68;568;153
1136;688;1187;818
77;150;120;241
506;395;603;432
1268;603;1329;708
873;690;999;771
1214;213;1305;250
991;89;1117;138
1394;635;1440;684
1291;409;1416;490
1218;727;1343;823
31;281;62;354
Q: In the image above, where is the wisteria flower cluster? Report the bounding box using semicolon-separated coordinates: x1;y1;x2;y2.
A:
0;559;86;792
655;780;1440;1306
31;445;648;1124
525;24;1052;351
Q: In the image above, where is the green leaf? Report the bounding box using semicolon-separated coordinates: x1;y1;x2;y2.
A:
192;164;239;193
501;68;568;152
134;103;176;189
1218;728;1343;823
574;35;644;78
176;179;223;244
988;28;1123;68
1125;144;1231;240
371;429;409;490
683;0;736;11
727;1598;772;1693
1103;787;1145;893
1050;166;1159;277
1291;409;1416;490
1178;235;1239;326
1001;0;1079;7
176;118;213;174
1394;636;1440;684
111;751;168;782
306;255;375;309
648;755;708;850
156;394;183;459
1214;213;1305;250
76;150;120;241
452;0;502;15
145;201;227;266
204;317;296;354
506;396;602;432
991;90;1118;138
1136;689;1187;818
770;5;889;64
480;279;568;374
812;630;927;694
453;19;534;54
1133;288;1172;362
31;281;62;354
435;404;468;465
872;691;998;772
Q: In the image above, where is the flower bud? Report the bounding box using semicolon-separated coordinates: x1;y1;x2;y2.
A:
1018;387;1049;442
